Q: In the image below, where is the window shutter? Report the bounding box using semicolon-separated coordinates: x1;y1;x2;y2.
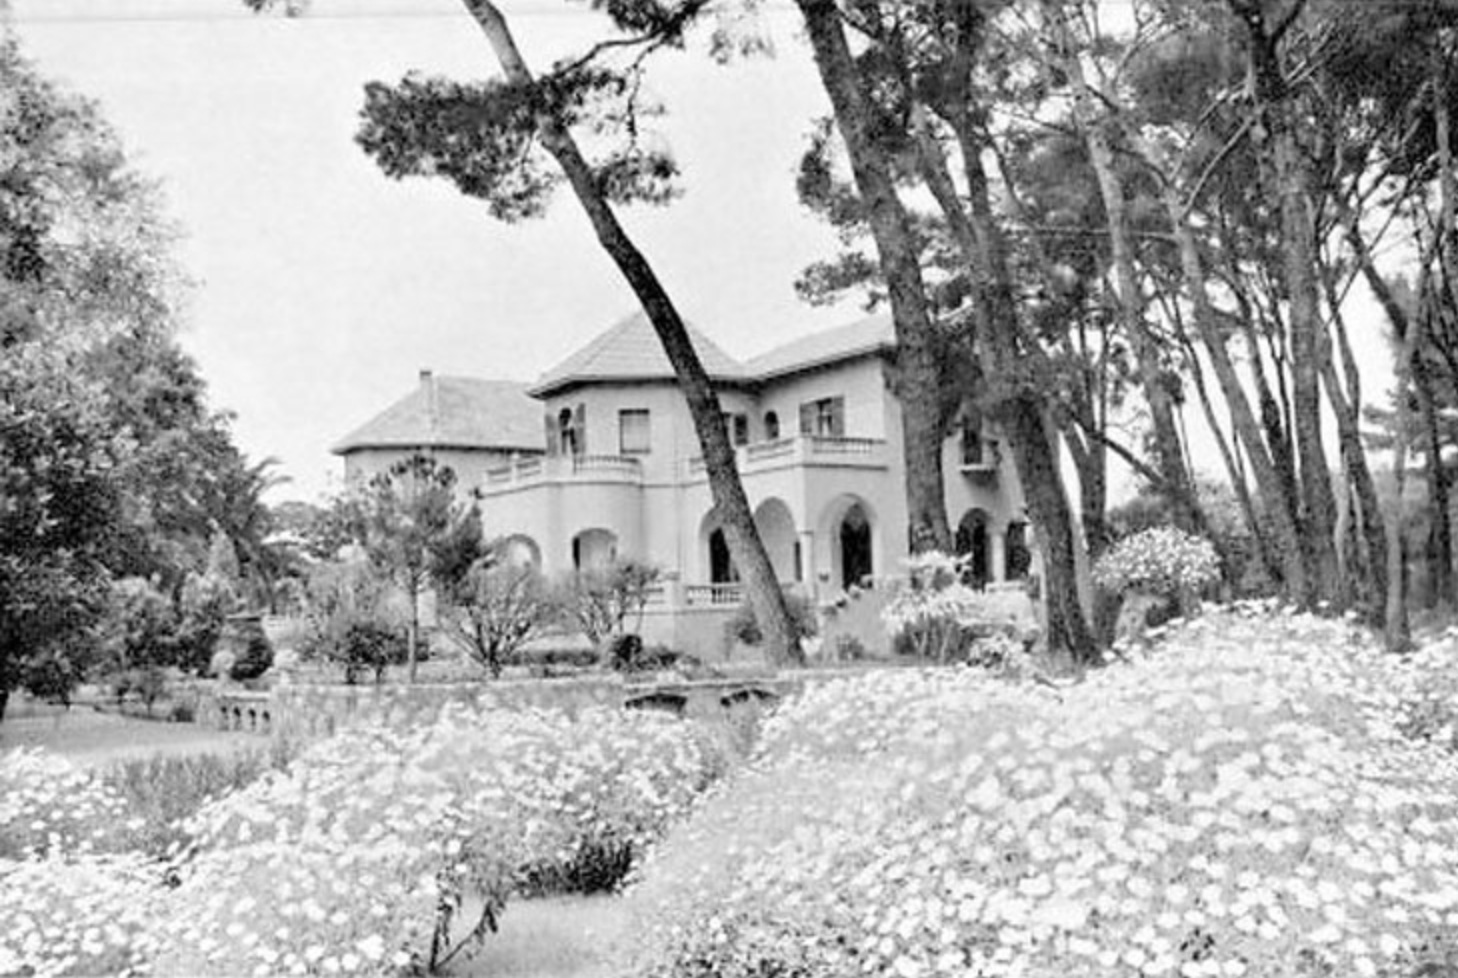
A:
544;412;560;456
799;402;815;435
574;403;587;455
830;396;846;437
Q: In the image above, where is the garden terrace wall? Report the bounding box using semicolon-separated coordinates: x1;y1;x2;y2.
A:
262;678;626;739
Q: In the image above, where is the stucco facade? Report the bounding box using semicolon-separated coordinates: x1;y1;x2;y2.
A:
468;313;1035;656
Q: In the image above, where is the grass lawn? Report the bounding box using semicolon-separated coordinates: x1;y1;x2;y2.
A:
457;895;628;978
0;700;262;767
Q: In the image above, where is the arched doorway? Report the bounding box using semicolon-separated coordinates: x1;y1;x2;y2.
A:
1005;521;1031;580
707;528;739;584
838;503;872;589
753;498;799;582
572;528;617;572
955;509;991;588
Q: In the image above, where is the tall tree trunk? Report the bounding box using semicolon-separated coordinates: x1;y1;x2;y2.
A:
796;0;952;555
1387;303;1422;652
463;0;801;664
1430;52;1457;603
1236;0;1343;606
1046;0;1205;538
951;126;1097;661
1163;188;1310;600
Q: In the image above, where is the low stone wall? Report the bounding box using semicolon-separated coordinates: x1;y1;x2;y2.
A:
264;676;625;740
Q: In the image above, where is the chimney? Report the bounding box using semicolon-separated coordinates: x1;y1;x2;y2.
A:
419;368;433;385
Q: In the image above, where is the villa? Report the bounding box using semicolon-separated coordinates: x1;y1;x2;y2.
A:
335;311;1036;656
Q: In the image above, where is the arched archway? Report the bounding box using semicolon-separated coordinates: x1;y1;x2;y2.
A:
699;512;740;585
955;509;991;588
818;495;875;590
500;534;541;569
572;528;617;572
753;497;799;582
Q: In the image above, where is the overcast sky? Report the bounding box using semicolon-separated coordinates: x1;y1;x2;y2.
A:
11;0;854;502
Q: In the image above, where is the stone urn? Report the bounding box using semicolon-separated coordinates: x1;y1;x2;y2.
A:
216;612;273;686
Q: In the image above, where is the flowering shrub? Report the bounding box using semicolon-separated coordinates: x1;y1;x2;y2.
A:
1093;525;1221;598
151;703;723;975
0;749;140;860
0;854;163;978
882;552;1037;664
1;702;724;977
622;606;1458;977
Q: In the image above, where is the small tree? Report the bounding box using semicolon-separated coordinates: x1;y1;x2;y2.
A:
441;554;554;678
559;558;661;647
358;455;484;682
298;559;408;685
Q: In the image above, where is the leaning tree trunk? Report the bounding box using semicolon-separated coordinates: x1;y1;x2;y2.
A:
953;130;1097;662
796;0;952;555
463;0;802;664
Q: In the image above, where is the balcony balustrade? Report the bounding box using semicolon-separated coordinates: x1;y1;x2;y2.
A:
480;453;642;494
688;434;887;477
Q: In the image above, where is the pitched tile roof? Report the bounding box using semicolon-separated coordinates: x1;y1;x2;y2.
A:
746;313;895;381
332;373;542;455
529;311;747;397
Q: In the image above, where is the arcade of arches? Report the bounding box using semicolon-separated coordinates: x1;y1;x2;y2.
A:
954;508;1032;587
702;495;875;591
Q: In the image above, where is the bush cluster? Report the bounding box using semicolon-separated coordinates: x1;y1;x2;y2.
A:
881;552;1038;665
1093;526;1221;599
621;604;1458;977
1;703;725;977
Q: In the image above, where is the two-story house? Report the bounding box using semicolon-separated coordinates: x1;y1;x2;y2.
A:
461;311;1036;654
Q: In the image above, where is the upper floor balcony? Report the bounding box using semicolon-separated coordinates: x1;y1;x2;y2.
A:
479;453;643;495
687;434;889;479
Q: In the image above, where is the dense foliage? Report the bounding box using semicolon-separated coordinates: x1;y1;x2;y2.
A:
0;703;725;976
0;31;281;714
624;604;1458;977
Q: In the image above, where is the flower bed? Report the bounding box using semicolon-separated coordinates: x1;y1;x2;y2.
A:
1;703;725;977
623;602;1458;977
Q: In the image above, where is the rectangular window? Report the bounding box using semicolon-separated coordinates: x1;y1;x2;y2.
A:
961;415;985;466
618;409;651;454
732;413;749;446
800;396;845;437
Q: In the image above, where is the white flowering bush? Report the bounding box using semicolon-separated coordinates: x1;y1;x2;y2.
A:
0;854;164;978
0;748;142;860
1;703;724;977
622;605;1458;977
1093;525;1221;598
883;552;1038;664
150;703;722;975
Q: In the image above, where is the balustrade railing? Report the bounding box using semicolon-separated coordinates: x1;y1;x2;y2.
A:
684;582;744;607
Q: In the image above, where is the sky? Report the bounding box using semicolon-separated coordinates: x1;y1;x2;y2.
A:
10;0;855;503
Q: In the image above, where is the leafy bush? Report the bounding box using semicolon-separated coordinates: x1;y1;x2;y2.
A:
557;558;661;644
298;560;407;683
881;551;1037;664
725;590;819;647
1093;525;1221;599
99;745;297;858
620;606;1458;978
439;556;555;677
